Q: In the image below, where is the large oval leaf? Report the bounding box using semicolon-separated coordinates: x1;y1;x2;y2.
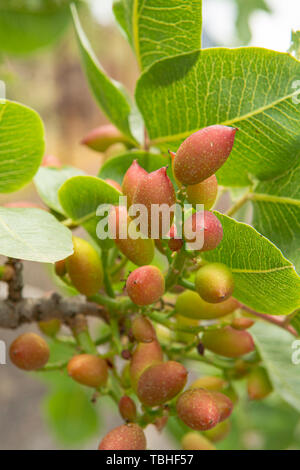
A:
34;166;85;215
136;48;300;186
58;175;122;248
113;0;202;70
98;150;169;183
71;5;136;143
0;101;45;193
252;322;300;413
251;159;300;274
0;207;73;262
202;213;300;315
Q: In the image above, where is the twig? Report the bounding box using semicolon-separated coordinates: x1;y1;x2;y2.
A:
241;305;298;337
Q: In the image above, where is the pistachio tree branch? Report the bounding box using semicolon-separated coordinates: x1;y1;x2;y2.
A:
0;292;108;329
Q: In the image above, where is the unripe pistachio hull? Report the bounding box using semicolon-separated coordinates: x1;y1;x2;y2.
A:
203;420;231;443
184;211;223;252
202;326;255;358
174;125;237;185
132;316;156;343
126;265;165;306
195;262;234;303
98;423;146;450
190;376;226;392
137;361;187;406
110;206;154;266
133;167;176;238
186;174;218;210
81;124;131;152
247;366;273;400
10;333;50;371
67;354;108;388
176;388;220;431
122;160;148;207
119;396;137;422
175;290;239;320
130;340;163;390
66;236;103;296
182;432;216;450
210;391;233;422
38;318;61;337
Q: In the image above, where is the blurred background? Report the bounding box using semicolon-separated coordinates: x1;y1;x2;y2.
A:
0;0;300;450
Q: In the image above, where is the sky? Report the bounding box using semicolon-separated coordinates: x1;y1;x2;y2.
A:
91;0;300;53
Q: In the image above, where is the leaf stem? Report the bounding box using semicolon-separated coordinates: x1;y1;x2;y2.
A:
226;191;251;217
241;305;298;337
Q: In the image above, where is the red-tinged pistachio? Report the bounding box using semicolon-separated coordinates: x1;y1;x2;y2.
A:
195;263;234;303
175;290;239;320
118;396;137;422
81;124;132;152
133;167;176;238
67;354;108;388
231;318;254;330
41;154;62;168
98;423;146;450
247;366;273;401
10;333;50;371
202;326;255;358
130;340;163;390
122;160;148;207
109;206;154;266
137;361;188;406
132;316;156;343
105;178;122;192
126;265;165;306
176;388;220;431
182;432;216;450
38;318;61;337
211;391;233;422
184;211;223;252
174;125;237;185
190;376;226;392
4;201;45;209
186;174;218;210
66;236;103;297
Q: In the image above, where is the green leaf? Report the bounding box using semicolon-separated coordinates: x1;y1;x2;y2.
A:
0;2;72;55
113;0;202;70
0;207;73;262
59;175;121;248
201;213;300;315
43;381;99;446
71;4;136;142
98;150;169;183
0;101;45;193
251;160;300;274
252;322;300;413
136;48;300;186
34;166;85;214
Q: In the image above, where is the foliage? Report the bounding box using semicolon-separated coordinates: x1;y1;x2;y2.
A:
1;0;300;450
